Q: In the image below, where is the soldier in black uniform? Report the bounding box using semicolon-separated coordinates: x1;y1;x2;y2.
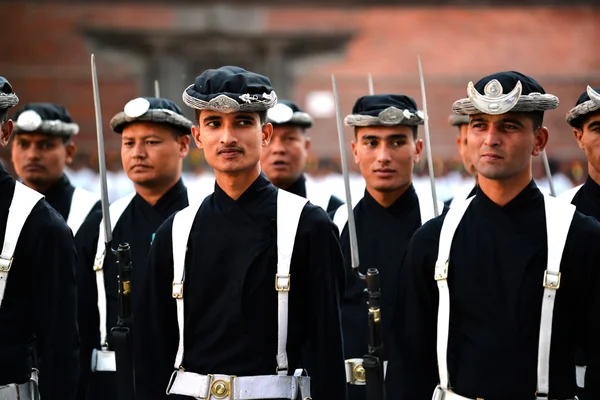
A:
0;77;80;399
261;100;343;212
11;102;99;235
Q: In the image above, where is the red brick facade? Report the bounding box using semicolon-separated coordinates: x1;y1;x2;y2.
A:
2;3;599;176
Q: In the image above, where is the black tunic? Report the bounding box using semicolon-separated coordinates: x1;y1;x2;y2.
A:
134;173;346;400
388;181;600;400
76;179;189;400
339;186;434;400
42;174;101;235
286;174;344;213
0;166;79;399
568;175;600;400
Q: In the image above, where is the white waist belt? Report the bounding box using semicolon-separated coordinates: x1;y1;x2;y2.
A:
432;386;579;400
345;358;388;385
90;348;116;372
166;370;311;400
0;381;39;400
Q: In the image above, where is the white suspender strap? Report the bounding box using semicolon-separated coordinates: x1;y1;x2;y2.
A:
556;184;583;205
171;202;202;369
416;191;444;225
536;195;575;398
93;192;136;348
0;182;44;307
275;189;308;375
304;179;331;211
67;187;100;236
332;204;348;237
434;196;474;390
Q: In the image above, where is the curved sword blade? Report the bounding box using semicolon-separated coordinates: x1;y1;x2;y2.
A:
417;55;440;217
332;75;362;278
367;73;375;96
154;80;160;98
91;54;112;245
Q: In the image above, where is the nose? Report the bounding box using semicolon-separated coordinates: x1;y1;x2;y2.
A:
132;141;147;159
25;145;41;161
219;125;239;146
376;143;392;165
483;124;502;148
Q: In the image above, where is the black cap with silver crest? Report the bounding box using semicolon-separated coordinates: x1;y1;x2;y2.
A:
13;103;80;136
452;71;559;115
344;94;424;127
110;97;193;135
0;76;18;112
267;100;313;128
566;86;600;128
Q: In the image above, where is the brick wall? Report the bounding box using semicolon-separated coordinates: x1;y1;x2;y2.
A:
2;3;599;174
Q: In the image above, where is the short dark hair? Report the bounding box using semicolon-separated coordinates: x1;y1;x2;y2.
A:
194;110;267;126
0;109;8;124
570;110;600;130
354;125;418;140
528;111;544;131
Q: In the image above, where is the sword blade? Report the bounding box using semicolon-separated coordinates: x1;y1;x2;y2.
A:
367;73;375;96
154;80;160;98
417;55;440;217
91;54;112;245
541;150;556;196
332;74;362;277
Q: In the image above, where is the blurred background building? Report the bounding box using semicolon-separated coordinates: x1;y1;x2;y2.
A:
2;0;598;200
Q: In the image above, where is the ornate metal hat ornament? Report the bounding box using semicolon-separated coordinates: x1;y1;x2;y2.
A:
344;94;425;127
267;102;313;127
13;104;80;136
182;66;277;114
566;85;600;127
110;97;193;135
452;73;559;115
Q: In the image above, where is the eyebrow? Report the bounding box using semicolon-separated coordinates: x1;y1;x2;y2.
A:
587;120;600;130
469;117;525;128
122;134;161;141
361;133;408;140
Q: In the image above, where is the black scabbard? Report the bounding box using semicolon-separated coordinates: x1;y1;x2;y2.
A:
111;243;135;400
364;268;386;400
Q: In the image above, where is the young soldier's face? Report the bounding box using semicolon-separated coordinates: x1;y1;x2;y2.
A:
260;125;309;189
574;112;600;180
456;124;477;177
121;122;190;188
352;125;423;194
468;112;547;182
193;111;272;175
11;132;75;191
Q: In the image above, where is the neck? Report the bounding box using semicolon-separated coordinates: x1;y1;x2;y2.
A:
588;161;600;186
477;170;531;207
25;178;60;195
366;182;410;208
134;176;179;206
215;164;261;200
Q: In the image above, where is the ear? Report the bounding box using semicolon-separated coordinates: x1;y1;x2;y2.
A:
178;134;191;158
261;122;273;147
573;128;584;149
351;140;359;164
0;120;13;146
65;140;77;165
414;138;424;164
191;125;203;149
532;126;549;156
304;135;312;151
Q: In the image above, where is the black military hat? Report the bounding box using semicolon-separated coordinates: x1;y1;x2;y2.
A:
267;100;313;128
565;86;600;128
448;114;469;127
0;76;18;110
13;103;79;136
182;66;277;113
344;94;424;127
110;97;193;135
453;71;559;115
